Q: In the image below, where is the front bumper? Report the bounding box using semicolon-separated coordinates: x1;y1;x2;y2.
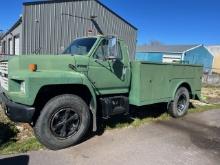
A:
0;92;35;123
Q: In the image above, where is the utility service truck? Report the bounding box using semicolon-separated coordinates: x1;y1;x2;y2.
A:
0;35;202;150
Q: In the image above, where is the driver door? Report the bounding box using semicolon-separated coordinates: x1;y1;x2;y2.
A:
88;37;130;94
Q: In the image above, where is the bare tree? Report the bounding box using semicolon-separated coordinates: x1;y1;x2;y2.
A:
149;40;163;46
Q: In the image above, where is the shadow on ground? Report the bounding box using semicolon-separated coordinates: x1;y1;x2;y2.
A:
0;155;29;165
0;122;18;147
101;102;195;130
83;103;169;140
103;103;168;128
79;102;198;145
158;117;220;155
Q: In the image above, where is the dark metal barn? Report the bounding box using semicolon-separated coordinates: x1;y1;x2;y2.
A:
1;0;137;59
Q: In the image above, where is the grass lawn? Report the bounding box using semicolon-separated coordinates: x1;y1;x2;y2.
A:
0;110;43;155
0;137;43;155
104;104;220;130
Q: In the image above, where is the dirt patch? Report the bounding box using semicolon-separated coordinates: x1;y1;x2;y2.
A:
16;124;34;141
202;85;220;104
0;109;34;144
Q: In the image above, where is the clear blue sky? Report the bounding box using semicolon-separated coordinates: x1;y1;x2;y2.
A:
0;0;220;45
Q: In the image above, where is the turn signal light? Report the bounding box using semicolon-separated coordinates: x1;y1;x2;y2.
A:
29;64;37;72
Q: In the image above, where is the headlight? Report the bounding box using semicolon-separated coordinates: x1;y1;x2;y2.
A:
20;81;25;93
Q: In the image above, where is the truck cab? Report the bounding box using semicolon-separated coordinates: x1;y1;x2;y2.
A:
63;35;131;94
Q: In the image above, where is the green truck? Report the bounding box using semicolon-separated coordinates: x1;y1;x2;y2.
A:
0;35;202;150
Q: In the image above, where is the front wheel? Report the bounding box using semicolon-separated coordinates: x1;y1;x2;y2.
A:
34;94;91;150
168;87;190;118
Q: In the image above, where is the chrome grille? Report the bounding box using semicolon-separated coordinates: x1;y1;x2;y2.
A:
0;61;8;90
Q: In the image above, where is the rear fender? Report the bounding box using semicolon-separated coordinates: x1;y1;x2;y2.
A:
171;80;192;100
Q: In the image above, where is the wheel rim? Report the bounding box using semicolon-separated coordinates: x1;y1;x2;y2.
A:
177;94;187;113
50;108;81;139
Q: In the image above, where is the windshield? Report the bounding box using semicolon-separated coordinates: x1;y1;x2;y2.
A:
63;38;97;55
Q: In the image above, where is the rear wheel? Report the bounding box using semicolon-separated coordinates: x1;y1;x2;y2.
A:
168;87;190;118
34;94;90;150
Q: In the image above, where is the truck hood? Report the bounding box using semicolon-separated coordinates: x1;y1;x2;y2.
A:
8;55;89;72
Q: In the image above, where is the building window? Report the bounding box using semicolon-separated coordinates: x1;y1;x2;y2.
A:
8;38;13;55
163;54;182;63
2;41;6;54
14;35;20;55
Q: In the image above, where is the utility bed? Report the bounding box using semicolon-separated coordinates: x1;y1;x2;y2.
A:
129;61;203;106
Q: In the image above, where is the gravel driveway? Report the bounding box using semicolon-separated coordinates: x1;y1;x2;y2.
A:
1;109;220;165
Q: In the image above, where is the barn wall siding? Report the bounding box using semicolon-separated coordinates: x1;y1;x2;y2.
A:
22;0;137;59
135;46;213;73
184;46;213;73
207;46;220;74
213;54;220;73
1;23;22;55
136;52;163;62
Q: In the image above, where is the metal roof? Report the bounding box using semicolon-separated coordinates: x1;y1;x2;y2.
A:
0;33;4;40
136;44;200;53
1;17;22;39
23;0;138;30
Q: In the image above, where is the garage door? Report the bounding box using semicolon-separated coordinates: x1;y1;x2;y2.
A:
163;54;182;63
14;36;20;55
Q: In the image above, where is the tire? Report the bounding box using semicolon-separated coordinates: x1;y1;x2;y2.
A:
34;94;90;150
168;87;190;118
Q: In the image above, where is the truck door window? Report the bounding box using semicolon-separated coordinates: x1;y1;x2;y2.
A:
117;42;123;60
94;39;122;60
94;39;108;60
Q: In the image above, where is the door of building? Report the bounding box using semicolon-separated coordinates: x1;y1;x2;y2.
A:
14;36;20;55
